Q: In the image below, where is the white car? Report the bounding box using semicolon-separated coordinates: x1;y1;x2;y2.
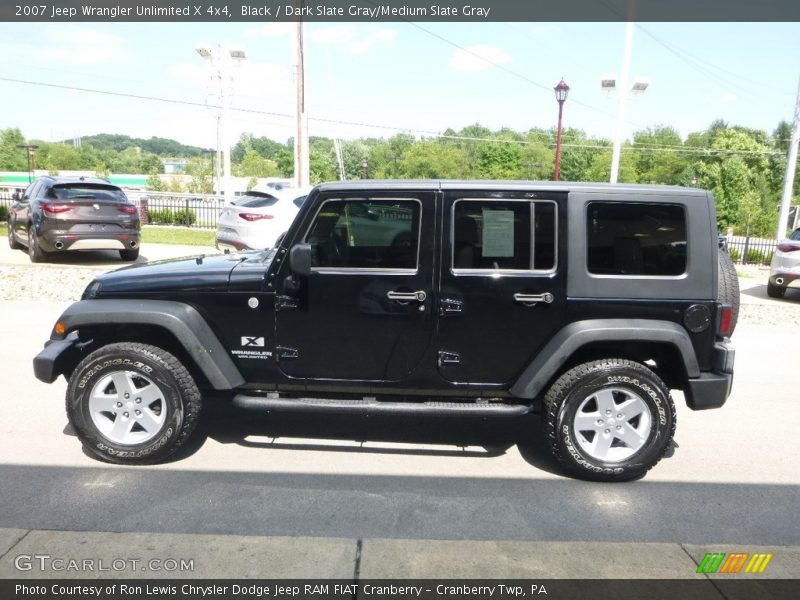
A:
215;187;311;252
768;227;800;298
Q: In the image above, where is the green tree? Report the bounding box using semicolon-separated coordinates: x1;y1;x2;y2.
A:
632;126;688;184
185;158;213;194
236;149;280;178
146;169;166;191
0;128;29;171
475;141;524;179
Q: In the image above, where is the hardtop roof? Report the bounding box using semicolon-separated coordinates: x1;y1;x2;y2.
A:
314;179;706;197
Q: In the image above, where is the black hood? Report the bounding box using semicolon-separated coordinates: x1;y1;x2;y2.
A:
86;250;275;297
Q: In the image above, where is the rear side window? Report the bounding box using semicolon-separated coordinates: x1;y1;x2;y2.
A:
49;185;126;202
452;200;556;271
306;198;420;270
587;202;687;276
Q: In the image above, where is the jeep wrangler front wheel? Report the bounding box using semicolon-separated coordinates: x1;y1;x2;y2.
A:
66;342;201;464
543;359;676;482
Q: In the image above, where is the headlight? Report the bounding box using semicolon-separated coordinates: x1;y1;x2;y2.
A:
82;280;102;299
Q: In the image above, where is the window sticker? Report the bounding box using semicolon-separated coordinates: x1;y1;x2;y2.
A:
482;208;515;257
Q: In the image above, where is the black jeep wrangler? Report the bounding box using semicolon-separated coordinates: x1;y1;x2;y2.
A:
33;181;738;481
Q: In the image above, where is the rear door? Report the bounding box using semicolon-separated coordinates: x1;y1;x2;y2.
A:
274;190;437;382
436;189;568;385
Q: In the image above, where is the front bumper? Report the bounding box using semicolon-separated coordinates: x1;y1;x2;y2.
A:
32;331;83;383
684;341;735;410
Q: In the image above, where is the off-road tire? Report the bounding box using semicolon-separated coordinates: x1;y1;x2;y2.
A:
767;281;786;299
717;249;740;334
8;223;23;249
66;342;201;464
119;248;140;261
543;359;676;482
27;227;48;263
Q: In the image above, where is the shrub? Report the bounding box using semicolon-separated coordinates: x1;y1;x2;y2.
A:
0;205;8;222
172;208;196;226
146;207;197;226
744;248;773;265
727;247;740;263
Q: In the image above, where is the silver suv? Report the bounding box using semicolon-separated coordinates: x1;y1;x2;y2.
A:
768;227;800;298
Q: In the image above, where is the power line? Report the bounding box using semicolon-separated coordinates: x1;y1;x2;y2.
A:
405;22;623;123
635;24;795;97
0;75;787;158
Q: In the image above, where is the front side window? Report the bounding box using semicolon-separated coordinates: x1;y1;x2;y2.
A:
452;200;556;271
587;202;687;276
306;198;420;270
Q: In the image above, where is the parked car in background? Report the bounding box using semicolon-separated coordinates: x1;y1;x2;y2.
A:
7;176;141;262
768;227;800;298
215;186;310;251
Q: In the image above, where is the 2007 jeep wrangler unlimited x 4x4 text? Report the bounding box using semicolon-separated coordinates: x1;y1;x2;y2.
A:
33;181;738;481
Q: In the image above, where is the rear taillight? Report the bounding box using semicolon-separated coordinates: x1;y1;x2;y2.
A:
718;305;733;337
239;213;273;222
117;205;138;215
40;203;72;214
777;242;800;253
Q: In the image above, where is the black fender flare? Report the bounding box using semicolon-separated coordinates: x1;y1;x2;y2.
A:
509;319;700;399
41;299;245;390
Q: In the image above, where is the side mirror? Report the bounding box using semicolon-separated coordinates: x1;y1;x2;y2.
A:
289;243;312;276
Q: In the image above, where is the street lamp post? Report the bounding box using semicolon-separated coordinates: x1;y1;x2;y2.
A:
16;144;39;183
196;44;247;204
553;79;570;182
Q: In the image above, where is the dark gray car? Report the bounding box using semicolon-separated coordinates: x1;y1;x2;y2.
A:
8;176;141;262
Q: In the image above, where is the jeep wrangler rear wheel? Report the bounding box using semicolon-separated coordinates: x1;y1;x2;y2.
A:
66;342;201;464
543;359;676;482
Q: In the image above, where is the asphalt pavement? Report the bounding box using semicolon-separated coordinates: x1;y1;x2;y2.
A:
0;246;798;580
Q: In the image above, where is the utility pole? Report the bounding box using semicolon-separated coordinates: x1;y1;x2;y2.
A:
777;76;800;240
294;4;309;188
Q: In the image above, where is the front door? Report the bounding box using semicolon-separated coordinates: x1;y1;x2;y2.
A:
275;191;436;382
436;189;568;385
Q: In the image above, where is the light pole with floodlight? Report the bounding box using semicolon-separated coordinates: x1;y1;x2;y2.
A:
196;43;247;204
553;78;570;182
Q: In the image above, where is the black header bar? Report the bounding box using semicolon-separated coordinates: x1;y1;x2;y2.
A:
3;0;799;23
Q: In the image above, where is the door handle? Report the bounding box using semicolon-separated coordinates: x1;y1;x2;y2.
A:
387;290;427;302
513;292;554;305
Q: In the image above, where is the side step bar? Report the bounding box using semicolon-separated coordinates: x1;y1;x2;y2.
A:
233;395;531;418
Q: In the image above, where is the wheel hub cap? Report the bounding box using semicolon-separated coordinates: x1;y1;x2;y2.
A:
88;370;166;445
572;387;652;463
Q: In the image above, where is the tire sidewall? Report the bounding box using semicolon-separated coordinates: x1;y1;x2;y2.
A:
555;366;674;480
67;347;185;463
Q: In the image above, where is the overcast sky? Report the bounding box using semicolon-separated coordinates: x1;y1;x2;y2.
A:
1;21;798;148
